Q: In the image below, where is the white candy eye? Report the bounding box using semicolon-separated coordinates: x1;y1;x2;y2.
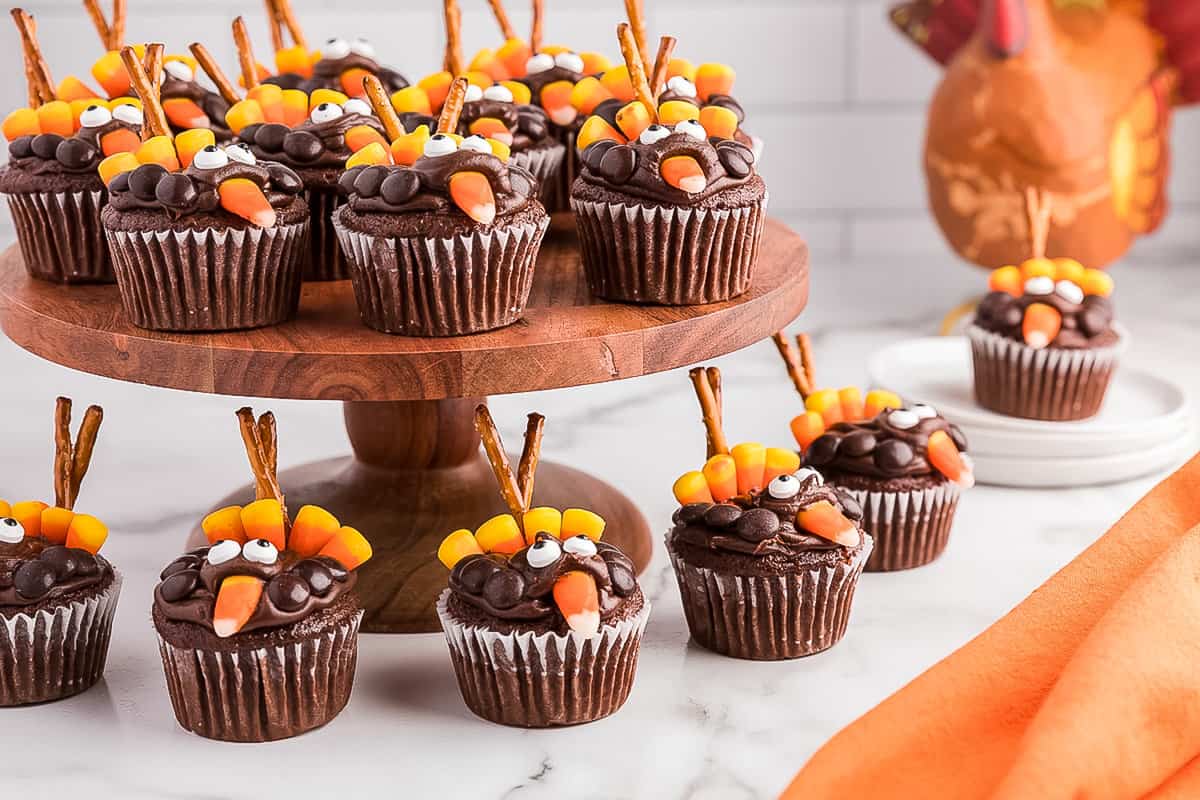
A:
342;98;372;117
912;404;938;419
323;38;351;60
206;539;241;565
0;517;24;544
1025;276;1054;295
224;143;256;165
562;535;597;556
554;52;585;73
525;53;554;74
794;466;824;486
460;135;492;153
666;75;697;97
164;60;194;82
767;474;800;499
465;84;484;102
888;409;920;429
242;538;279;565
112;103;143;125
1055;280;1084;304
675;119;707;141
349;38;375;58
79;104;113;128
483;84;514;103
423;133;458;157
192;144;229;170
526;537;562;568
639;124;671;145
310;102;345;124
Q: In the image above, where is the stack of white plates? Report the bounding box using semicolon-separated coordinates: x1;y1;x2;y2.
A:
867;337;1197;488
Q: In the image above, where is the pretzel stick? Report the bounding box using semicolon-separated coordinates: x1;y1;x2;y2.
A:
235;407;285;505
189;42;240;105
474;405;527;522
17;11;41;106
530;0;544;54
275;0;306;51
487;0;517;40
443;0;463;78
796;333;817;390
650;35;676;96
438;76;469;134
516;413;544;509
143;42;164;89
772;332;812;400
82;0;111;50
623;0;649;72
11;10;55;105
1025;186;1053;260
689;367;729;458
362;74;404;141
53;397;73;509
232;16;259;91
264;0;284;51
705;365;722;427
70;405;103;508
120;46;169;138
110;0;125;49
258;411;278;483
617;22;657;122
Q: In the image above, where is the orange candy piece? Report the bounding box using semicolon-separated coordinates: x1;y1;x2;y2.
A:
135;136;181;171
275;45;314;78
702;454;738;502
100;127;141;157
863;389;903;419
391;86;433;115
695;63;736;101
570;77;613;115
576;115;625;152
989;265;1023;296
448;172;497;225
839;386;866;421
600;65;635;103
540;81;578;126
40;506;75;544
1020;258;1056;280
212;575;264;638
92;51;130;98
469;116;512;144
11;501;47;537
201;505;247;544
418;72;452;112
806;389;845;426
699;105;739;140
731;442;767;495
247;84;285;124
522;507;563;543
57;76;100;102
796;500;861;548
1080;268;1114;297
289;504;341;557
561;508;606;542
219;178;277;228
1053;258;1086;285
500;81;531;105
928;430;975;489
340;67;372;98
174;128;216;169
163;98;210;130
764;448;802;483
667;57;697;82
3;108;40;141
345;125;388;152
65;514;108;554
791;411;828;450
438;529;484;569
37;101;77;136
281;89;310;127
496;38;532;79
390;125;430;166
475;514;525;555
579;52;612;74
662;155;707;194
346;142;392;168
673;471;715;505
1022;302;1063;349
308;88;349;111
615;101;652;141
658;100;700;127
240;498;286;550
553;571;600;634
469;48;510;82
317;526;373;570
0;500;10;518
98;152;139;185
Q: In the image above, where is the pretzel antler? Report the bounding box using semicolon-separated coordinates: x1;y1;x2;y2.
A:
650;35;676;97
617;22;657;122
263;0;284;51
438;76;469;134
443;0;464;79
516;413;545;510
1025;186;1053;261
120;45;170;138
82;0;124;51
11;9;55;106
772;332;813;400
530;0;544;55
689;367;729;459
235;407;285;509
623;0;650;72
189;42;241;105
474;405;528;524
232;16;260;91
50;397;104;510
362;74;404;141
486;0;517;41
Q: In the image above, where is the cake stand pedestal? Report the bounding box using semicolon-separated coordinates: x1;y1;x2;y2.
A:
0;215;809;632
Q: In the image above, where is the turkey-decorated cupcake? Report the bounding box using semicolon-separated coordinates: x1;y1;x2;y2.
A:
1;397;119;705
667;367;871;660
97;47;308;332
155;408;372;742
969;258;1121;421
0;10;142;283
436;406;648;727
335;76;549;336
570;23;766;305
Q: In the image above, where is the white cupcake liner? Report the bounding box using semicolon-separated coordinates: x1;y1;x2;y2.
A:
509;144;567;208
837;481;961;572
436;590;649;727
7;189;114;283
667;535;872;660
0;573;122;706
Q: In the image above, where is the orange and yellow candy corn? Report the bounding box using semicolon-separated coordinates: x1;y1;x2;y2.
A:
289;505;340;557
553;570;600;634
475;513;525;555
796;501;860;548
439;529;484;569
702;454;738;502
240;498;286;550
561;509;605;541
317;526;373;570
213;575;264;638
202;505;247;544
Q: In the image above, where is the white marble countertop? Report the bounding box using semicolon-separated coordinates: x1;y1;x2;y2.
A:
1;253;1198;800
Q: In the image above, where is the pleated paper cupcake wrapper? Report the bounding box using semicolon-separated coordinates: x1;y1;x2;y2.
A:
0;574;122;706
157;610;362;743
106;220;308;332
667;535;872;661
510;144;567;208
335;213;549;336
839;481;962;572
6;189;114;284
436;590;650;728
542;128;578;213
571;194;767;305
968;324;1124;421
302;184;351;281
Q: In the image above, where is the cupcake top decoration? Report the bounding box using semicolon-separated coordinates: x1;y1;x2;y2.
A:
1;397;112;607
437;407;642;636
975;258;1116;351
155;408;373;638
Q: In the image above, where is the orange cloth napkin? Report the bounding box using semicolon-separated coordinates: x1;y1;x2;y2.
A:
782;451;1200;800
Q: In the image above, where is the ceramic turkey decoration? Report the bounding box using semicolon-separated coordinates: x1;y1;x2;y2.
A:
891;0;1200;269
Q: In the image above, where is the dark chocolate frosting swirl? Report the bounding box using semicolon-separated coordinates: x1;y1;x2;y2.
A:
240;112;387;169
106;153;304;220
804;407;968;479
4;116;140;177
974;289;1117;349
0;534;112;609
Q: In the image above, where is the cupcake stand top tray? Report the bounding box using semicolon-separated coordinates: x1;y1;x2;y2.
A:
0;215;810;632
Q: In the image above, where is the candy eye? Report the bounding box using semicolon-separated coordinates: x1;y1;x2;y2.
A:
460;135;492;153
794;466;824;486
163;60;193;82
242;539;279;565
112;103;143;126
1024;276;1054;295
224;143;256;165
0;517;24;544
206;539;241;565
639;124;671;145
483;84;514;103
767;474;800;499
349;37;375;58
554;51;584;73
310;102;345;124
1055;279;1084;304
912;404;938;419
79;104;113;128
323;38;351;59
525;53;554;74
423;133;458;157
666;75;697;97
562;535;597;556
465;83;484;103
888;409;919;429
342;98;372;117
526;537;562;568
192;144;229;170
675;119;707;141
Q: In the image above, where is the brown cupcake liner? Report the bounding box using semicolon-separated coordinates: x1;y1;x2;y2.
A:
571;193;767;305
510;143;567;209
837;481;962;572
436;590;649;727
667;535;872;660
302;184;352;281
335;212;549;336
0;574;122;706
157;610;362;742
968;324;1125;421
541;128;578;213
6;189;115;284
105;220;308;332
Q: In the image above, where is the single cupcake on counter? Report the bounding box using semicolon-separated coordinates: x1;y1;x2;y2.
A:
570;24;766;305
436;407;648;727
97;47;308;332
969;258;1121;421
1;397;119;706
0;10;142;283
335;76;549;336
154;408;372;742
667;368;871;660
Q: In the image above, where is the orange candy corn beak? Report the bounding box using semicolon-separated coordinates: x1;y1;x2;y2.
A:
92;51;131;98
796;501;861;548
213;575;265;638
219;179;277;228
99;127;141;157
579;52;612;74
202;505;247;544
340;67;372;98
468;117;513;145
928;430;975;489
553;571;601;635
163;98;211;130
540;81;578;126
289;505;341;557
1022;302;1062;349
731;442;767;495
702;454;738;502
673;471;715;505
448;172;497;225
661;156;707;194
317;526;373;570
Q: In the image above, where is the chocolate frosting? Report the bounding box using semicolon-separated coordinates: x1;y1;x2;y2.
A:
458;100;553;152
974;289;1118;349
0;533;112;608
805;407;969;479
161;73;231;137
449;535;638;625
240;112;388;169
264;51;408;95
4;116;140;177
153;544;357;635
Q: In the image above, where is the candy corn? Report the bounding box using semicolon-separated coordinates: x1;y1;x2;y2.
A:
600;65;635;103
317;526;373;570
40;506;75;544
247;84;285;123
37;101;76;137
136;136;181;171
540;81;577;126
763;448;801;483
98;152;139;185
790;411;827;450
346;142;391;168
448;172;497;224
100;127;140;157
281;89;309;127
576;115;624;151
276;45;314;78
418;73;452;111
658;100;699;126
1080;268;1114;297
805;389;845;426
202;505;247;544
0;500;10;517
1022;302;1062;349
796;501;861;548
309;88;349;111
3;108;40;140
699;105;738;140
57;76;100;102
615;101;652;141
1020;258;1056;280
218;178;277;228
289;504;341;557
11;500;47;537
580;52;612;74
928;430;975;488
553;571;600;634
839;387;865;421
731;442;766;495
469;48;509;82
391;86;433;115
673;470;715;505
570;77;613;116
561;509;606;542
92;51;131;98
340;67;372;98
702;454;738;502
500;80;531;105
469;116;512;144
438;529;483;569
695;63;735;101
213;575;264;638
65;514;108;554
240;498;286;550
475;513;526;555
496;38;531;79
989;265;1023;296
667;57;697;82
345;125;389;152
163;98;210;130
390;126;430;166
523;506;563;543
661;155;706;193
172;129;215;169
1053;258;1086;285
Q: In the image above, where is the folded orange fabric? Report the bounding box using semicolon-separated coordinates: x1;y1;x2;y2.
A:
782;451;1200;800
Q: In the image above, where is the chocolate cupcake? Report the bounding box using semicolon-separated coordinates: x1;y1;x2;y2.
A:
263;34;409;96
969;259;1122;420
436;407;648;727
516;50;592;212
155;408;372;742
158;57;232;139
667;367;871;660
0;397;119;705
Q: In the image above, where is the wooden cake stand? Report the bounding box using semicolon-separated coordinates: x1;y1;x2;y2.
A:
0;216;809;632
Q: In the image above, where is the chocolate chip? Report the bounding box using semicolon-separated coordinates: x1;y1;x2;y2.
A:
268;573;311;612
454;555;495;594
293;559;334;596
676;503;712;525
159;570;199;602
55;138;96;169
837;490;863;520
39;546;79;580
482;569;524;609
338;166;365;196
609;563;637;596
125;163;164;201
376;170;418;205
238;123;262;143
592;98;624;129
1078;307;1111;337
717;143;753;179
703;503;742;529
254;123;289;152
188;546;211;558
8;136;34;159
977;291;1014;324
948;424;968;452
31;133;64;160
707;94;746;123
874;439;915;473
352;165;388;197
283;130;323;162
109;172;130;193
160;555;199;580
72;551;100;576
267;163;303;194
735;508;780;542
581;139;618;171
598;145;637;184
805;434;840;466
155;172;196;209
316;556;349;581
841;431;877;458
13;561;55;600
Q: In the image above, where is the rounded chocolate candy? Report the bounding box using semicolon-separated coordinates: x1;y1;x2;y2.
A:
13;560;55;600
703;503;742;529
353;165;389;197
109;171;130;193
317;557;349;582
156;173;198;211
55;138;96;169
840;431;877;458
482;569;524;609
338;166;365;195
837;490;864;520
159;569;199;602
39;546;78;580
873;439;914;473
293;559;334;596
1078;299;1112;337
735;508;781;542
254;123;289;152
456;555;497;594
582;139;618;172
238;123;262;144
267;163;303;194
598;145;637;184
0;569;12;589
8;136;34;159
708;94;746;123
268;573;311;612
282;130;323;162
30;133;64;160
160;555;199;580
717;142;754;179
379;170;420;205
805;434;840;466
73;551;100;577
676;503;713;525
130;164;168;201
608;563;637;596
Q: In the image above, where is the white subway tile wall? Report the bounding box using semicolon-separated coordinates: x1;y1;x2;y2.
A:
0;0;1196;264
